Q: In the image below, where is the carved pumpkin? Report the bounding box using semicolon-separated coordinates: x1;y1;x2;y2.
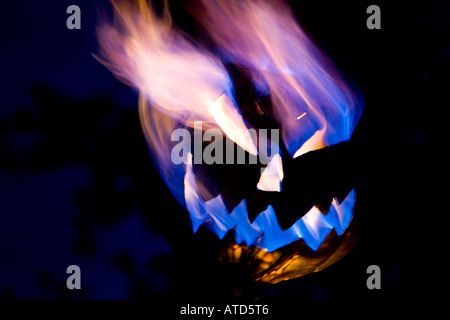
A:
96;0;363;285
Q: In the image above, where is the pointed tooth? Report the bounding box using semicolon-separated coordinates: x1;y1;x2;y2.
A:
254;205;298;252
330;189;355;235
324;204;340;234
293;218;320;251
184;152;234;236
204;194;235;239
184;153;207;232
256;153;284;192
230;200;261;246
190;215;207;233
299;206;333;250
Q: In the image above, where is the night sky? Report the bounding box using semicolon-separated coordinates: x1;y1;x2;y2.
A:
0;0;447;313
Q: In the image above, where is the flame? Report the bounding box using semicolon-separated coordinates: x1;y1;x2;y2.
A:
194;0;362;156
257;153;284;192
96;0;257;155
96;0;363;252
184;150;355;252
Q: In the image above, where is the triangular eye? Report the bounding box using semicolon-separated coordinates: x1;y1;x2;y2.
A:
256;153;284;192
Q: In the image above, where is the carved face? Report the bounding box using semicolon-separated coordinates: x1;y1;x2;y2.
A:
97;0;363;283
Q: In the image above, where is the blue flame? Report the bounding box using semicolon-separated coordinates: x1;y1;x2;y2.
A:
184;153;355;252
96;0;362;252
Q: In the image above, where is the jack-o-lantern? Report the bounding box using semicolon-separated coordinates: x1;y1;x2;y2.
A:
97;0;363;285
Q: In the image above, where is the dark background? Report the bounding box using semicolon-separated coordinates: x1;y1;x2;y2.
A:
0;0;446;312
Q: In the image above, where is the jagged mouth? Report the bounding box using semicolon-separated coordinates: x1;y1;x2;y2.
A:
181;130;360;286
181;63;359;252
96;0;364;273
187;164;355;252
185;134;358;253
136;59;361;253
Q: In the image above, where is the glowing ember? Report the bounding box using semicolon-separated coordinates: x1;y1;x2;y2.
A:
96;0;363;253
296;112;307;120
